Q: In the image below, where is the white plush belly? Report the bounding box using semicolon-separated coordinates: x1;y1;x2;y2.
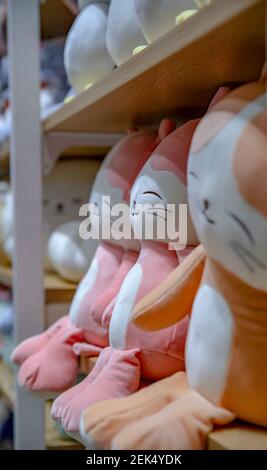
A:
109;263;143;349
186;284;233;404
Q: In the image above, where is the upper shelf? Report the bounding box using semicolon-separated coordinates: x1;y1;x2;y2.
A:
43;0;265;134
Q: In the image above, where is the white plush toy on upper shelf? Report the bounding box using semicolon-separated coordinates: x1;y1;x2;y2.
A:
106;0;147;66
64;0;114;93
0;159;100;282
133;0;213;45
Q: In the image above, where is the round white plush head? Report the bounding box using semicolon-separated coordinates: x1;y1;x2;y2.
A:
130;119;199;246
188;83;267;291
89;129;159;250
64;3;114;92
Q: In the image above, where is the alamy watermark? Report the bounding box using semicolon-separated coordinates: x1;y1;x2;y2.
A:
79;196;189;250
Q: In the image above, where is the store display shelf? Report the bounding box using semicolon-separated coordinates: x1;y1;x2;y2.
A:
0;265;76;304
43;0;265;134
0;360;83;449
208;422;267;450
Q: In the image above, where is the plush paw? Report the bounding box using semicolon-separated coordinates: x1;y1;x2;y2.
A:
51;379;90;421
17;321;82;393
11;316;69;365
112;391;235;450
60;347;141;433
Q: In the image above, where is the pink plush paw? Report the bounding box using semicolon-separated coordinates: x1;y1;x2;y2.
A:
11;316;69;365
51;377;91;421
60;347;141;433
17;322;83;394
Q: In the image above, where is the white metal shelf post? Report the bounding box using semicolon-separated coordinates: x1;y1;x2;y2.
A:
8;0;45;449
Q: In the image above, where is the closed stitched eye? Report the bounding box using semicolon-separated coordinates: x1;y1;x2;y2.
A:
142;191;163;200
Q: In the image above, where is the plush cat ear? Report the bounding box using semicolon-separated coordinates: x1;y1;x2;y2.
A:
156;118;176;144
207;87;231;112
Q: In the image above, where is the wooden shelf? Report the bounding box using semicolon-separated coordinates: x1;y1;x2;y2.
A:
208;422;267;450
0;265;77;303
0;360;83;449
43;0;265;134
0;359;15;409
1;360;266;450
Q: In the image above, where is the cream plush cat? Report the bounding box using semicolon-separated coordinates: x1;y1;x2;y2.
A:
64;0;114;93
134;0;199;44
1;159;100;281
106;0;147;65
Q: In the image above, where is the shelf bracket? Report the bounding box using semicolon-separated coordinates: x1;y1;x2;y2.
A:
42;131;125;175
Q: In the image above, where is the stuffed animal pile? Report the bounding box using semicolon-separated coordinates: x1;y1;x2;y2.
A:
79;74;267;450
64;0;214;93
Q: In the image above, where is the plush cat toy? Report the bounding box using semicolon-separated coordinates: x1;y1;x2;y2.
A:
0;159;100;281
106;0;147;66
134;0;213;45
91;77;267;450
64;0;114;93
77;87;230;449
50;118;200;436
11;128;159;396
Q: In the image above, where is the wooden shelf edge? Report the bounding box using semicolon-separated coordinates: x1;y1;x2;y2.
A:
0;360;82;449
43;0;264;133
208;422;267;450
0;265;77;303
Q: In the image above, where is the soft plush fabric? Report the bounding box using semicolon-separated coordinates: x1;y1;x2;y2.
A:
80;245;205;448
47;220;97;283
52;118;200;434
64;2;114;93
12;128;159;395
134;0;198;44
107;0;147;66
102;79;267;450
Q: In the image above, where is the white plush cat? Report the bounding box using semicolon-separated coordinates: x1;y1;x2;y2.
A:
107;0;147;65
64;1;114;93
0;159;100;281
134;0;201;44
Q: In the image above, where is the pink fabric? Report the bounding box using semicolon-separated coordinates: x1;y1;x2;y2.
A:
106;131;158;203
51;347;140;432
53;242;192;431
11;316;69;366
77;248;139;347
18;320;83;393
150;120;200;185
120;241;191;380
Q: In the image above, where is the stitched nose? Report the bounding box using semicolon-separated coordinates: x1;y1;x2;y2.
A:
203;199;210;211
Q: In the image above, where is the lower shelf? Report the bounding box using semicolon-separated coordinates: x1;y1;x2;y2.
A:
1;359;266;450
0;360;83;450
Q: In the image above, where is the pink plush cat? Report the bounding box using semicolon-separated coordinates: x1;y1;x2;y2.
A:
51;118;200;434
11;128;161;395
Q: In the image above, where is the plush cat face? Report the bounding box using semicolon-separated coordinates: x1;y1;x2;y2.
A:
130;119;199;246
43;159;100;232
188;82;267;291
89;129;158;250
